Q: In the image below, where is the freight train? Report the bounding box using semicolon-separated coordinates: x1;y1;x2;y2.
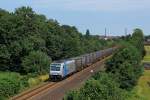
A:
50;47;117;80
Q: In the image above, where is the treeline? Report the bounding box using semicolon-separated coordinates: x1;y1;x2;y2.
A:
65;29;144;100
0;7;114;75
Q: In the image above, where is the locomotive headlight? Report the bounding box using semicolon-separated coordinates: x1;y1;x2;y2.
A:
90;70;94;73
51;72;60;75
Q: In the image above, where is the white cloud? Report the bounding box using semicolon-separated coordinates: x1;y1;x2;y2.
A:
31;0;150;12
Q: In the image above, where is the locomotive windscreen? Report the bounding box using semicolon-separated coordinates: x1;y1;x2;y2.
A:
50;64;61;71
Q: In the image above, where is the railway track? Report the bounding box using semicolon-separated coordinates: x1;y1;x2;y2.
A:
11;82;56;100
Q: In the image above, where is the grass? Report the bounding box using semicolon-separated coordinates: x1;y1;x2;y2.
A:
127;70;150;100
28;74;49;87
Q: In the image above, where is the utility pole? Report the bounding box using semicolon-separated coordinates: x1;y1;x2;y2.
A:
125;28;127;36
104;28;108;40
105;28;107;37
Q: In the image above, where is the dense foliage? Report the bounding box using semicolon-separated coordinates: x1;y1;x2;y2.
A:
130;29;145;57
106;28;144;90
22;51;51;74
0;7;113;75
64;73;126;100
106;46;143;90
0;72;23;98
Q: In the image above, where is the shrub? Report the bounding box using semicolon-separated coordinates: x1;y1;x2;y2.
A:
65;72;126;100
28;78;40;87
38;74;49;82
0;72;22;98
27;74;49;87
22;51;51;75
20;76;29;88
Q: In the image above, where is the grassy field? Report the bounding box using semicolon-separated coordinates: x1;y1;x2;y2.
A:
143;46;150;62
127;70;150;100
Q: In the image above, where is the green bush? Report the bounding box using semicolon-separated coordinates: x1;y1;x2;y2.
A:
20;76;29;88
65;73;127;100
22;51;51;75
106;46;143;90
0;72;22;98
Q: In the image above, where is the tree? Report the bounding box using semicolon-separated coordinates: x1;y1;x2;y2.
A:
86;29;90;37
0;45;10;71
22;51;51;74
106;46;143;90
130;28;144;57
0;6;113;74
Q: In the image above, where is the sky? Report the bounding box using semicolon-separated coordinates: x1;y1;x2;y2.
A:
0;0;150;36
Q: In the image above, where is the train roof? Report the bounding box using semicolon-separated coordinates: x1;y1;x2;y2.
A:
52;59;74;63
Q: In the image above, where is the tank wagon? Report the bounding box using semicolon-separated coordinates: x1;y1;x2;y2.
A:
50;47;117;80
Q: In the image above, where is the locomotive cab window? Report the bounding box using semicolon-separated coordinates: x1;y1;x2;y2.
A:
50;64;61;71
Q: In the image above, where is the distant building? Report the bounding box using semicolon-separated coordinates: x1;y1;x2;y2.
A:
94;35;120;40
